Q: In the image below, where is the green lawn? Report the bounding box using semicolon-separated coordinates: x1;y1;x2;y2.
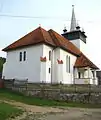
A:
0;89;101;108
0;102;23;120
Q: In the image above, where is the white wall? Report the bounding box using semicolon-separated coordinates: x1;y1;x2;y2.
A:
42;45;53;83
52;48;61;83
41;46;77;84
4;43;96;85
80;40;86;54
60;49;77;84
71;39;80;50
71;39;86;54
42;46;63;84
3;45;43;82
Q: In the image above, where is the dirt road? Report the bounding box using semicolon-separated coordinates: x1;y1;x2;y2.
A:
2;100;101;120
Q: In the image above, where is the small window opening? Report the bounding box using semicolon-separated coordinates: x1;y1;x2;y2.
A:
19;52;22;61
49;68;51;73
49;51;51;61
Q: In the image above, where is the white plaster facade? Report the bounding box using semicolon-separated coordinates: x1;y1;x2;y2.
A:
3;45;43;82
71;39;86;54
2;43;98;85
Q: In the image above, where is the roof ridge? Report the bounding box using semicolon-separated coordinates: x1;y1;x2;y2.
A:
38;27;46;41
49;29;81;56
48;29;61;46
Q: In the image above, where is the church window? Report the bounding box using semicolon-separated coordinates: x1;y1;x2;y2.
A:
49;68;51;73
19;52;22;61
49;51;51;61
23;51;26;61
66;55;69;72
66;55;71;73
69;56;70;73
78;72;81;78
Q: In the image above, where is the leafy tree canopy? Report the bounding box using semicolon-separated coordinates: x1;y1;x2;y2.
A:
0;57;6;73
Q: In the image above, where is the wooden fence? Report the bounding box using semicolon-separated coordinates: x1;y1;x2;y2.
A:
3;79;101;93
2;79;101;103
0;79;4;88
4;79;28;91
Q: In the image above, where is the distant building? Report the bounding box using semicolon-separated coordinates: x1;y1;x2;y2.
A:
2;6;99;85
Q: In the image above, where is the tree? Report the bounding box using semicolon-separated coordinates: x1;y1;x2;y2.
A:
0;57;6;73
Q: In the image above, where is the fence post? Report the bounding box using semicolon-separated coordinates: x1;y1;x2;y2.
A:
74;84;76;93
12;79;15;90
26;79;28;91
88;83;91;103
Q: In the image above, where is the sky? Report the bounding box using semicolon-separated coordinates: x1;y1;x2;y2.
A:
0;0;101;69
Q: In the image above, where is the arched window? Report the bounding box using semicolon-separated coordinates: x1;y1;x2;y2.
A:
66;55;70;73
19;52;22;61
66;55;68;72
69;56;70;73
49;51;51;61
78;72;81;78
49;68;51;73
23;51;26;61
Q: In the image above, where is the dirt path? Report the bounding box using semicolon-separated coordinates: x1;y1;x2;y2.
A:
2;100;65;113
1;100;101;120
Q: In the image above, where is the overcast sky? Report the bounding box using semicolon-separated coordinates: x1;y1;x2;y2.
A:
0;0;101;69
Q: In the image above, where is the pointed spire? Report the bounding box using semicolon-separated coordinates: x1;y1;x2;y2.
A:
70;5;76;31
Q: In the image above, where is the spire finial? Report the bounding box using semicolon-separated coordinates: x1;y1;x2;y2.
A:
39;24;41;27
76;20;80;30
70;5;76;31
63;25;67;33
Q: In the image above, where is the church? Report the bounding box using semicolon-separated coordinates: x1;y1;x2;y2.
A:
2;6;99;85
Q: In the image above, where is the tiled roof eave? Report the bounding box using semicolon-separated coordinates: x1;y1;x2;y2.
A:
2;41;56;52
75;65;99;69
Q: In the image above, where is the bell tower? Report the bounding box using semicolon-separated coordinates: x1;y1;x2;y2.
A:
62;5;87;53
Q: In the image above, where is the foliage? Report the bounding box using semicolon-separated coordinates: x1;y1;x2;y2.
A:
0;102;23;120
0;57;6;73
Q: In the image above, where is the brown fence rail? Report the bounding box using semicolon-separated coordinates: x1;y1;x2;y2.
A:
2;79;101;103
3;79;101;93
0;79;4;88
4;79;28;90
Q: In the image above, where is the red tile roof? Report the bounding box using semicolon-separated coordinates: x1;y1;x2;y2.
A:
2;27;56;51
2;27;81;56
48;29;81;56
2;26;98;69
75;53;98;69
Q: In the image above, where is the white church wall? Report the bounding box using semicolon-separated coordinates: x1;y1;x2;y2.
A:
52;48;61;83
42;44;53;83
80;39;86;54
70;39;86;54
60;49;77;84
2;44;43;82
70;39;80;50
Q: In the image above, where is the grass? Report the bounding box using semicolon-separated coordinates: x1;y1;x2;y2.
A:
0;102;23;120
0;89;101;108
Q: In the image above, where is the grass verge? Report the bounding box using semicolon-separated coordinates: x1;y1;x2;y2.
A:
0;89;101;108
0;102;23;120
